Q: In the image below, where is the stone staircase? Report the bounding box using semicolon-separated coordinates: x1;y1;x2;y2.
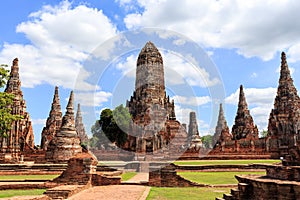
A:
216;182;251;200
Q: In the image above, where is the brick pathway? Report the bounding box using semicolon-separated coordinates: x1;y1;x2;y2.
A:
122;172;149;184
68;185;150;200
69;173;150;200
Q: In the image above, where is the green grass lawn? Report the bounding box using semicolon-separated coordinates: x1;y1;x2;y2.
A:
174;159;280;166
177;171;266;185
0;174;59;181
147;187;231;200
0;189;46;198
121;172;137;181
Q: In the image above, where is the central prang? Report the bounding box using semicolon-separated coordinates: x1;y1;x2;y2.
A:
125;41;187;154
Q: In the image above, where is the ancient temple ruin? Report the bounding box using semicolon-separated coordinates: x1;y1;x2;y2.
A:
0;58;34;161
125;41;187;154
40;86;62;150
187;112;202;151
45;91;82;162
75;103;88;145
217;53;300;200
209;86;266;157
268;52;300;158
232;85;258;140
212;103;231;146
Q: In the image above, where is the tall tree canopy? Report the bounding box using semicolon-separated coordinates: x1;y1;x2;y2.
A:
90;104;131;148
0;64;20;137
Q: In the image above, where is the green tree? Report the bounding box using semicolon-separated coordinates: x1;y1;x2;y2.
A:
90;105;131;148
260;130;268;138
201;134;213;149
0;64;21;137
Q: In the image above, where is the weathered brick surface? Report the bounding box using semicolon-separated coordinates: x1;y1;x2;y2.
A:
45;91;82;162
268;52;300;158
0;58;35;162
148;164;204;187
125;42;188;155
41;86;62;151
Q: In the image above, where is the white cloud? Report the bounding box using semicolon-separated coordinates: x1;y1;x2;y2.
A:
225;87;277;106
172;95;211;106
115;50;220;87
174;106;193;125
0;1;117;90
251;72;257;78
226;87;277;132
31;118;47;125
124;0;300;61
75;91;112;107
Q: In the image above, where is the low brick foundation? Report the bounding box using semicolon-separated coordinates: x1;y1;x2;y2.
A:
149;164;205;187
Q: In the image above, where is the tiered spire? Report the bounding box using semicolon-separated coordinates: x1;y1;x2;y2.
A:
213;104;231;145
0;58;34;159
45;91;82;162
268;52;300;141
40;86;62;150
75;103;88;144
61;91;76;132
232;85;258;140
4;58;22;98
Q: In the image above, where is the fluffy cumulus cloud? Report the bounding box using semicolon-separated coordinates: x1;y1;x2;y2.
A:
75;91;112;107
226;87;277;130
115;50;220;87
0;1;117;90
172;95;211;107
123;0;300;61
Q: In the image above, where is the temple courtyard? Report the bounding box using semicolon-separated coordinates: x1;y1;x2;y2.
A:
0;159;278;199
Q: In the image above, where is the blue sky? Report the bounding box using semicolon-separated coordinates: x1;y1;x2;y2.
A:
1;0;300;145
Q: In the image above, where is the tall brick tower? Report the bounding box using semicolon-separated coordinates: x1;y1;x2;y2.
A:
40;86;62;150
232;85;258;140
126;42;186;153
213;103;231;146
268;52;300;157
0;58;34;161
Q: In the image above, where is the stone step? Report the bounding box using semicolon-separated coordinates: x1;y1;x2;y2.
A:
230;188;240;198
238;182;249;193
223;193;234;200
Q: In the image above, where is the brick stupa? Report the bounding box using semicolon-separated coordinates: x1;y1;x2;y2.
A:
125;41;187;155
212;103;231;146
40;86;62;150
187;112;202;151
0;58;34;161
75;103;88;145
268;52;300;157
232;85;258;140
216;53;300;200
45;91;82;162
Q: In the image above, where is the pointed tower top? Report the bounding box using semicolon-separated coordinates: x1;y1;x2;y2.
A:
52;86;60;105
238;85;248;110
75;103;88;143
213;103;231;145
76;103;82;120
66;91;74;111
137;41;163;66
13;58;18;66
60;91;75;131
4;58;22;97
281;51;287;65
